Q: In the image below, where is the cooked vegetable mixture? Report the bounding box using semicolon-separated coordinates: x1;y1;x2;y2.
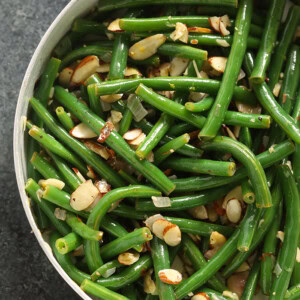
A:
25;0;300;299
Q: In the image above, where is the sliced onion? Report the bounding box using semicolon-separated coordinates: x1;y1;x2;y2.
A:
152;196;171;208
127;94;148;122
70;122;98;139
97;121;114;143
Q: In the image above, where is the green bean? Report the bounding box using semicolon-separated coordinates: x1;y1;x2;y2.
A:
80;279;130;300
121;285;138;300
87;79;105;119
237;203;263;252
268;5;300;90
30;152;62;181
29;97;126;188
98;0;238;13
164;217;234;237
66;213;103;241
55;106;74;131
285;284;300;300
28;123;87;174
260;199;283;295
136;184;234;212
198;288;230;300
72;19;106;34
25;179;71;236
201;136;272;208
53;32;83;58
241;260;260;300
136;113;173;160
157;43;207;61
120;16;211;32
91;260;123;282
169;244;180;265
173;140;295;192
94;77;257;105
250;0;286;84
42;185;89;219
174;229;240;299
109;33;129;80
118;170;139;185
241;180;255;204
46;150;81;191
109;204;151;220
100;228;152;261
50;232;91;284
182;234;227;292
269;165;300;300
55;232;82;255
54;86;175;195
128;55;161;67
239;127;252;149
151;236;175;300
96;254;153;290
292;88;300;184
154;133;191;164
167;123;195;137
162;156;236;177
85;186;160;271
244;52;300;144
199;0;253;140
118;107;133;136
60;44;113;69
222;183;281;278
185;97;214;113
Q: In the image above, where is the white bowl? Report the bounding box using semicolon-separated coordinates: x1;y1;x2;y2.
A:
13;1;98;299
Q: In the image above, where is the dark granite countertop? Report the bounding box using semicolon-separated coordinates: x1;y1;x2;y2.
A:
0;1;80;299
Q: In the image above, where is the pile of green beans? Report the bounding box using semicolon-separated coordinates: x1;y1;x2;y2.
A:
24;1;300;299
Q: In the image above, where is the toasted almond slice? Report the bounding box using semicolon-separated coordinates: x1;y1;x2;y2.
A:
129;34;166;61
227;272;249;298
84;141;110;160
159;63;171;77
208;56;227;73
128;133;146;146
38;179;65;190
209;16;221;32
188;206;208;219
70;122;97;139
170;57;189;77
237;68;246;81
163;224;181;246
221;15;232;27
118;252;140;265
144;269;157;295
152;219;170;239
97;121;114;143
223;185;243;208
210;231;227;249
123;128;142;141
59;67;73;87
54;208;67;221
86;165;97;180
158;269;182;285
219;17;230;36
144;214;165;230
192;293;210;300
70;56;100;85
107;19;122;32
100;93;123;103
226;199;242;223
170;22;189;43
70;179;100;211
188;27;213;34
125;67;142;77
96;63;110;73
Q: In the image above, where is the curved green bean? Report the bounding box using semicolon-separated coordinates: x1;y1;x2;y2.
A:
185;97;214;113
285;284;300;300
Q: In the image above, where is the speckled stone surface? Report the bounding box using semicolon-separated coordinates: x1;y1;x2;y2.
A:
0;1;80;299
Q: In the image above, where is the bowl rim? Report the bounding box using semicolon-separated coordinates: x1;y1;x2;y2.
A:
13;1;97;299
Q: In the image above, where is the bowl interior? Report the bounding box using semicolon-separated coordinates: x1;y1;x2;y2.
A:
13;1;97;299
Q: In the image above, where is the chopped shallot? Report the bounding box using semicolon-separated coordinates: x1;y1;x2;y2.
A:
152;196;171;208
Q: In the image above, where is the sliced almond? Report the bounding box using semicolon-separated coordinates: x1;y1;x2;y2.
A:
118;252;140;265
97;121;114;143
84;141;110;160
59;67;73;87
128;132;146;146
216;39;231;47
163;224;181;246
192;293;210;300
170;57;189;77
223;185;243;208
125;67;142;77
276;231;284;243
221;15;231;28
210;231;227;249
188;206;208;219
144;214;165;230
100;94;123;103
152;219;170;239
70;179;100;211
96;63;110;73
129;34;167;61
219;17;230;36
226;199;242;223
227;272;249;298
107;19;122;32
123;128;142;141
38;178;65;190
70;56;100;85
188;27;213;34
208;56;227;73
144;269;157;295
208;16;221;32
70;122;97;139
237;68;246;81
170;22;189;44
158;269;182;285
159;63;171;77
86;165;97;180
